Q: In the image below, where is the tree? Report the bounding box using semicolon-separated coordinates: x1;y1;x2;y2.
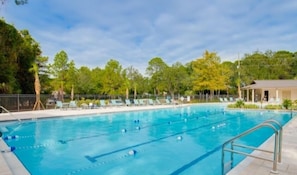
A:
146;57;168;96
163;62;188;98
124;66;143;99
49;50;69;101
76;66;94;94
30;63;44;110
91;67;103;94
271;50;294;79
101;59;124;97
222;61;237;95
0;20;23;93
17;30;41;94
191;51;227;99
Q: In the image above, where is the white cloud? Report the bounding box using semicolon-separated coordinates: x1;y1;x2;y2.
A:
1;0;297;73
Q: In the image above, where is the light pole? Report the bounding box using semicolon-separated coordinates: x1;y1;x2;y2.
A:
237;54;242;99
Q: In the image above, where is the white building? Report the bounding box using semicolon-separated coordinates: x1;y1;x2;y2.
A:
241;80;297;103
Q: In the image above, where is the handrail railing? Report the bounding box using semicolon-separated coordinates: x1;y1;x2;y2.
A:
221;119;282;175
0;105;21;122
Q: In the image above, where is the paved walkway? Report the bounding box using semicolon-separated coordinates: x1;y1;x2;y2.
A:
0;105;296;175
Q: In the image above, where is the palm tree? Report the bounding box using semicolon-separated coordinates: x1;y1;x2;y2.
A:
30;63;45;110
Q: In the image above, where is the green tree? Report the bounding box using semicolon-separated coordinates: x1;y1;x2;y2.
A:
124;66;143;99
271;50;294;79
221;61;234;95
101;59;124;97
17;30;41;94
49;50;69;101
191;51;227;99
146;57;168;96
76;66;94;94
0;20;23;93
91;67;103;94
163;62;188;98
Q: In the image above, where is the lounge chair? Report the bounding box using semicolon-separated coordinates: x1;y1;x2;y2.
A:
223;98;229;102
219;98;224;102
165;99;171;105
69;101;77;109
148;99;154;105
155;99;161;105
139;99;145;105
134;99;139;105
125;99;132;106
100;100;106;107
111;99;124;107
55;101;68;109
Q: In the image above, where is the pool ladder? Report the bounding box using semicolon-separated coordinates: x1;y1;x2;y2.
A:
0;105;21;122
221;119;282;175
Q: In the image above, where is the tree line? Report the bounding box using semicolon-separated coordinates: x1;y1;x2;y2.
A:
1;19;297;100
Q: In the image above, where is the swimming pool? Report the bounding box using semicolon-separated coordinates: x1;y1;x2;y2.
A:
0;104;292;175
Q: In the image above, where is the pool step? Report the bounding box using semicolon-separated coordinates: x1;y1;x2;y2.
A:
0;126;8;133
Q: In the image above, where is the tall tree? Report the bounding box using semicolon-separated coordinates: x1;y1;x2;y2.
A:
101;59;124;97
76;66;94;94
191;51;227;98
146;57;168;96
49;50;69;101
17;30;41;94
30;62;44;110
0;20;23;93
163;62;188;98
124;66;143;99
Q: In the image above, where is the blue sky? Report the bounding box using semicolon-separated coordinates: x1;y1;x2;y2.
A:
1;0;297;72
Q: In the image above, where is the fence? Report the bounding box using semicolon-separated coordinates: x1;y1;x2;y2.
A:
0;94;234;112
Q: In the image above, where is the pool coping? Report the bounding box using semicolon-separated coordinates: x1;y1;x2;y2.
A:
1;104;296;175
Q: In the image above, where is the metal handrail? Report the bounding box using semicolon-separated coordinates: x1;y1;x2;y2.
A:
0;105;21;122
221;119;282;175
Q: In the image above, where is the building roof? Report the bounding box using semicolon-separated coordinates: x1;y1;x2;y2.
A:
242;80;297;89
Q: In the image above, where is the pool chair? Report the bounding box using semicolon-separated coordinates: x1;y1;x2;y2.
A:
111;99;124;107
223;98;229;102
219;98;224;102
165;99;172;105
138;99;145;105
155;99;162;105
55;100;68;109
134;99;139;105
69;101;77;109
148;99;154;105
125;99;132;106
100;100;106;108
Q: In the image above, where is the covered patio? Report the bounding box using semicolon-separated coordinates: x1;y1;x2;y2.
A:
241;80;297;103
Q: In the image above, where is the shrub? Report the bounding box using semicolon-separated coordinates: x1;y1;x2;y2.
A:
235;100;245;108
264;104;282;110
282;99;292;109
244;104;259;109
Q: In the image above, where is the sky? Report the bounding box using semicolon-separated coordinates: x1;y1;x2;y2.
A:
1;0;297;73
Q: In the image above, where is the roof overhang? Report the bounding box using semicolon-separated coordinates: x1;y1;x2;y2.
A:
242;80;297;89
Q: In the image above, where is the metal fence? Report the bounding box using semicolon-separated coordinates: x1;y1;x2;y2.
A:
0;94;234;112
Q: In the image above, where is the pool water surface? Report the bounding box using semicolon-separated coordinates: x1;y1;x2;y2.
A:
0;104;292;175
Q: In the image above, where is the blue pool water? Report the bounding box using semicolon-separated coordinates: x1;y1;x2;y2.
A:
0;104;292;175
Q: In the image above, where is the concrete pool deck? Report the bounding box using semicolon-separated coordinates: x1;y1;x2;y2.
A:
0;104;296;175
